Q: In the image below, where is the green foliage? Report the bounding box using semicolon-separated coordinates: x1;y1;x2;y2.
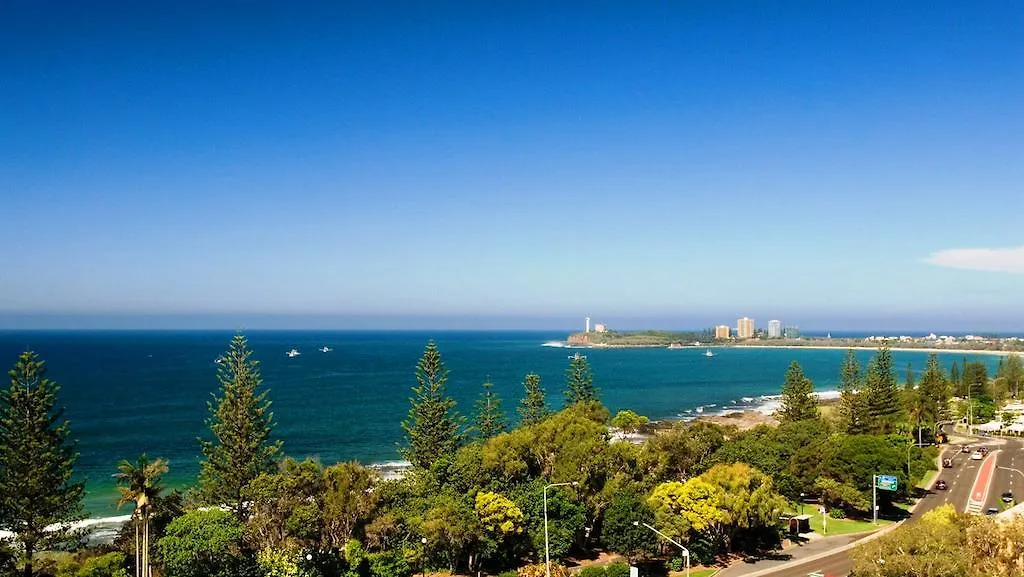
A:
400;341;463;470
776;361;819;423
998;354;1024;399
642;421;725;482
601;492;654;559
812;477;869;514
199;333;282;519
243;457;326;551
422;493;479;571
864;348;902;433
56;552;129;577
649;478;726;539
498;571;518;577
473;381;507;440
515;481;585;563
158;508;249;577
837;350;869;434
610;410;649;433
256;548;314;577
366;551;410;577
323;461;380;548
564;354;599;406
475;491;524;536
963;361;988;399
517;373;550;426
604;562;629;577
0;352;85;576
577;566;606;577
916;354;951;434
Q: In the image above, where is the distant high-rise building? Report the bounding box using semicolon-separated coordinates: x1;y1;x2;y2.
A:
737;317;755;339
784;325;801;339
768;320;782;339
585;317;591;333
715;325;731;339
594;323;607;333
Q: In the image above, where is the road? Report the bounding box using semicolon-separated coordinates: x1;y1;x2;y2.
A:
754;436;1024;577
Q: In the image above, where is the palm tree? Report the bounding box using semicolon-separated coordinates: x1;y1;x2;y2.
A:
114;455;168;577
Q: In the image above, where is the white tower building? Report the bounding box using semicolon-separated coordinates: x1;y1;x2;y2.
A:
585;317;591;333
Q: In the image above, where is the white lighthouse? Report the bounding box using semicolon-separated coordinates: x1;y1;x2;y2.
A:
585;317;591;333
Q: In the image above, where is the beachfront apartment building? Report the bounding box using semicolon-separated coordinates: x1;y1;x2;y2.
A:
737;317;755;339
715;325;731;339
768;320;782;338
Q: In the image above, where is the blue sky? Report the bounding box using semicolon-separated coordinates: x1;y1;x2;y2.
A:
2;1;1023;331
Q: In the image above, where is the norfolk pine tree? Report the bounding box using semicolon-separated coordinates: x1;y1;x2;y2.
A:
864;347;902;433
199;334;282;521
472;380;507;440
564;353;598;406
917;354;950;437
777;361;819;423
518;372;550;426
401;341;463;469
0;352;84;577
838;349;869;434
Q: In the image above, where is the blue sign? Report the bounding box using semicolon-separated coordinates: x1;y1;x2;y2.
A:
876;475;898;491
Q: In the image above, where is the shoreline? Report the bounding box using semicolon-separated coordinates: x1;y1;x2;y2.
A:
731;344;1016;357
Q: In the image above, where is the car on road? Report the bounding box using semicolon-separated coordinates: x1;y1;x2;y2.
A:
1002;491;1014;503
935;480;948;490
979;447;989;455
986;507;999;515
962;445;972;453
942;458;953;468
971;451;983;460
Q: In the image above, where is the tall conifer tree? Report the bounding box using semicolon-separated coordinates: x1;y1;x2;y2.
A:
865;347;902;433
0;352;84;577
401;341;463;469
838;349;869;434
199;334;281;520
777;361;819;423
518;373;550;426
472;381;506;440
564;353;599;406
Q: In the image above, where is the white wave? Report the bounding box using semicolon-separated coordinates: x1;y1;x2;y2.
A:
0;514;133;540
541;341;567;348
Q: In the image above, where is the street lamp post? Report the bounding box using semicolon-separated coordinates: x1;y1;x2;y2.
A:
633;521;689;577
544;482;579;577
799;492;805;515
420;537;427;577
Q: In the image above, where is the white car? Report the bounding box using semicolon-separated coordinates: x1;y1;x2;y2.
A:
971;451;983;460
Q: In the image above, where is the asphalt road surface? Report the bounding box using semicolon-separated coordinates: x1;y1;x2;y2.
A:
758;436;1023;577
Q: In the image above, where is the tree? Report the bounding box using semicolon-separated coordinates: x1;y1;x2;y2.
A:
564;354;598;406
648;479;726;542
0;352;85;577
812;478;869;514
963;361;989;399
157;509;249;577
518;373;550;426
199;334;281;521
472;381;507;440
904;362;915;391
400;341;463;469
242;457;325;552
864;348;902;433
643;421;726;482
999;354;1023;399
949;362;961;395
610;410;649;433
322;462;379;549
115;455;168;577
601;492;654;560
916;354;950;438
852;505;973;577
699;463;787;553
837;350;869;434
776;361;818;423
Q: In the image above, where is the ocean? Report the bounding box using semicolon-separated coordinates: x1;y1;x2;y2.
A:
0;330;1005;520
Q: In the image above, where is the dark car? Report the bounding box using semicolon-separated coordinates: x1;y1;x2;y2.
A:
1002;491;1014;503
935;480;948;490
979;447;989;455
986;507;999;515
962;445;971;453
942;458;953;468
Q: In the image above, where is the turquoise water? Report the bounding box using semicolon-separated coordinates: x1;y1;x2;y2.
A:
0;330;1003;517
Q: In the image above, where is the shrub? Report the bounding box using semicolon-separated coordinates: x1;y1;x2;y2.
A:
604;562;629;577
667;557;683;572
519;563;569;577
498;571;519;577
366;551;410;577
157;508;248;577
577;566;605;577
829;508;847;519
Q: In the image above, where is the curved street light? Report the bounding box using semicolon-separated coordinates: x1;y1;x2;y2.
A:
633;521;689;577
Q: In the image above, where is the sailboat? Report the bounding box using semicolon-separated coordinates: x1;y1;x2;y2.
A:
704;349;715;358
286;349;301;358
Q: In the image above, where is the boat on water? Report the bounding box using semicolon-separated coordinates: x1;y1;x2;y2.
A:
320;346;331;353
286;349;301;358
704;349;715;357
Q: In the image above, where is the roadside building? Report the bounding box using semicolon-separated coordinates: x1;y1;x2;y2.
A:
768;320;782;338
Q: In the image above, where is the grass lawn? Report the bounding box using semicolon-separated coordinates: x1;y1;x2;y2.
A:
676;570;718;577
785;508;893;536
917;469;938;489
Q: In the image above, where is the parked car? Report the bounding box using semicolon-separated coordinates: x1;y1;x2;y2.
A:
935;480;948;490
1002;491;1014;503
971;451;983;460
942;458;953;468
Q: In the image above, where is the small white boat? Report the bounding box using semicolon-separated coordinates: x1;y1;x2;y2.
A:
286;349;301;358
320;346;331;353
704;349;715;357
214;357;223;364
